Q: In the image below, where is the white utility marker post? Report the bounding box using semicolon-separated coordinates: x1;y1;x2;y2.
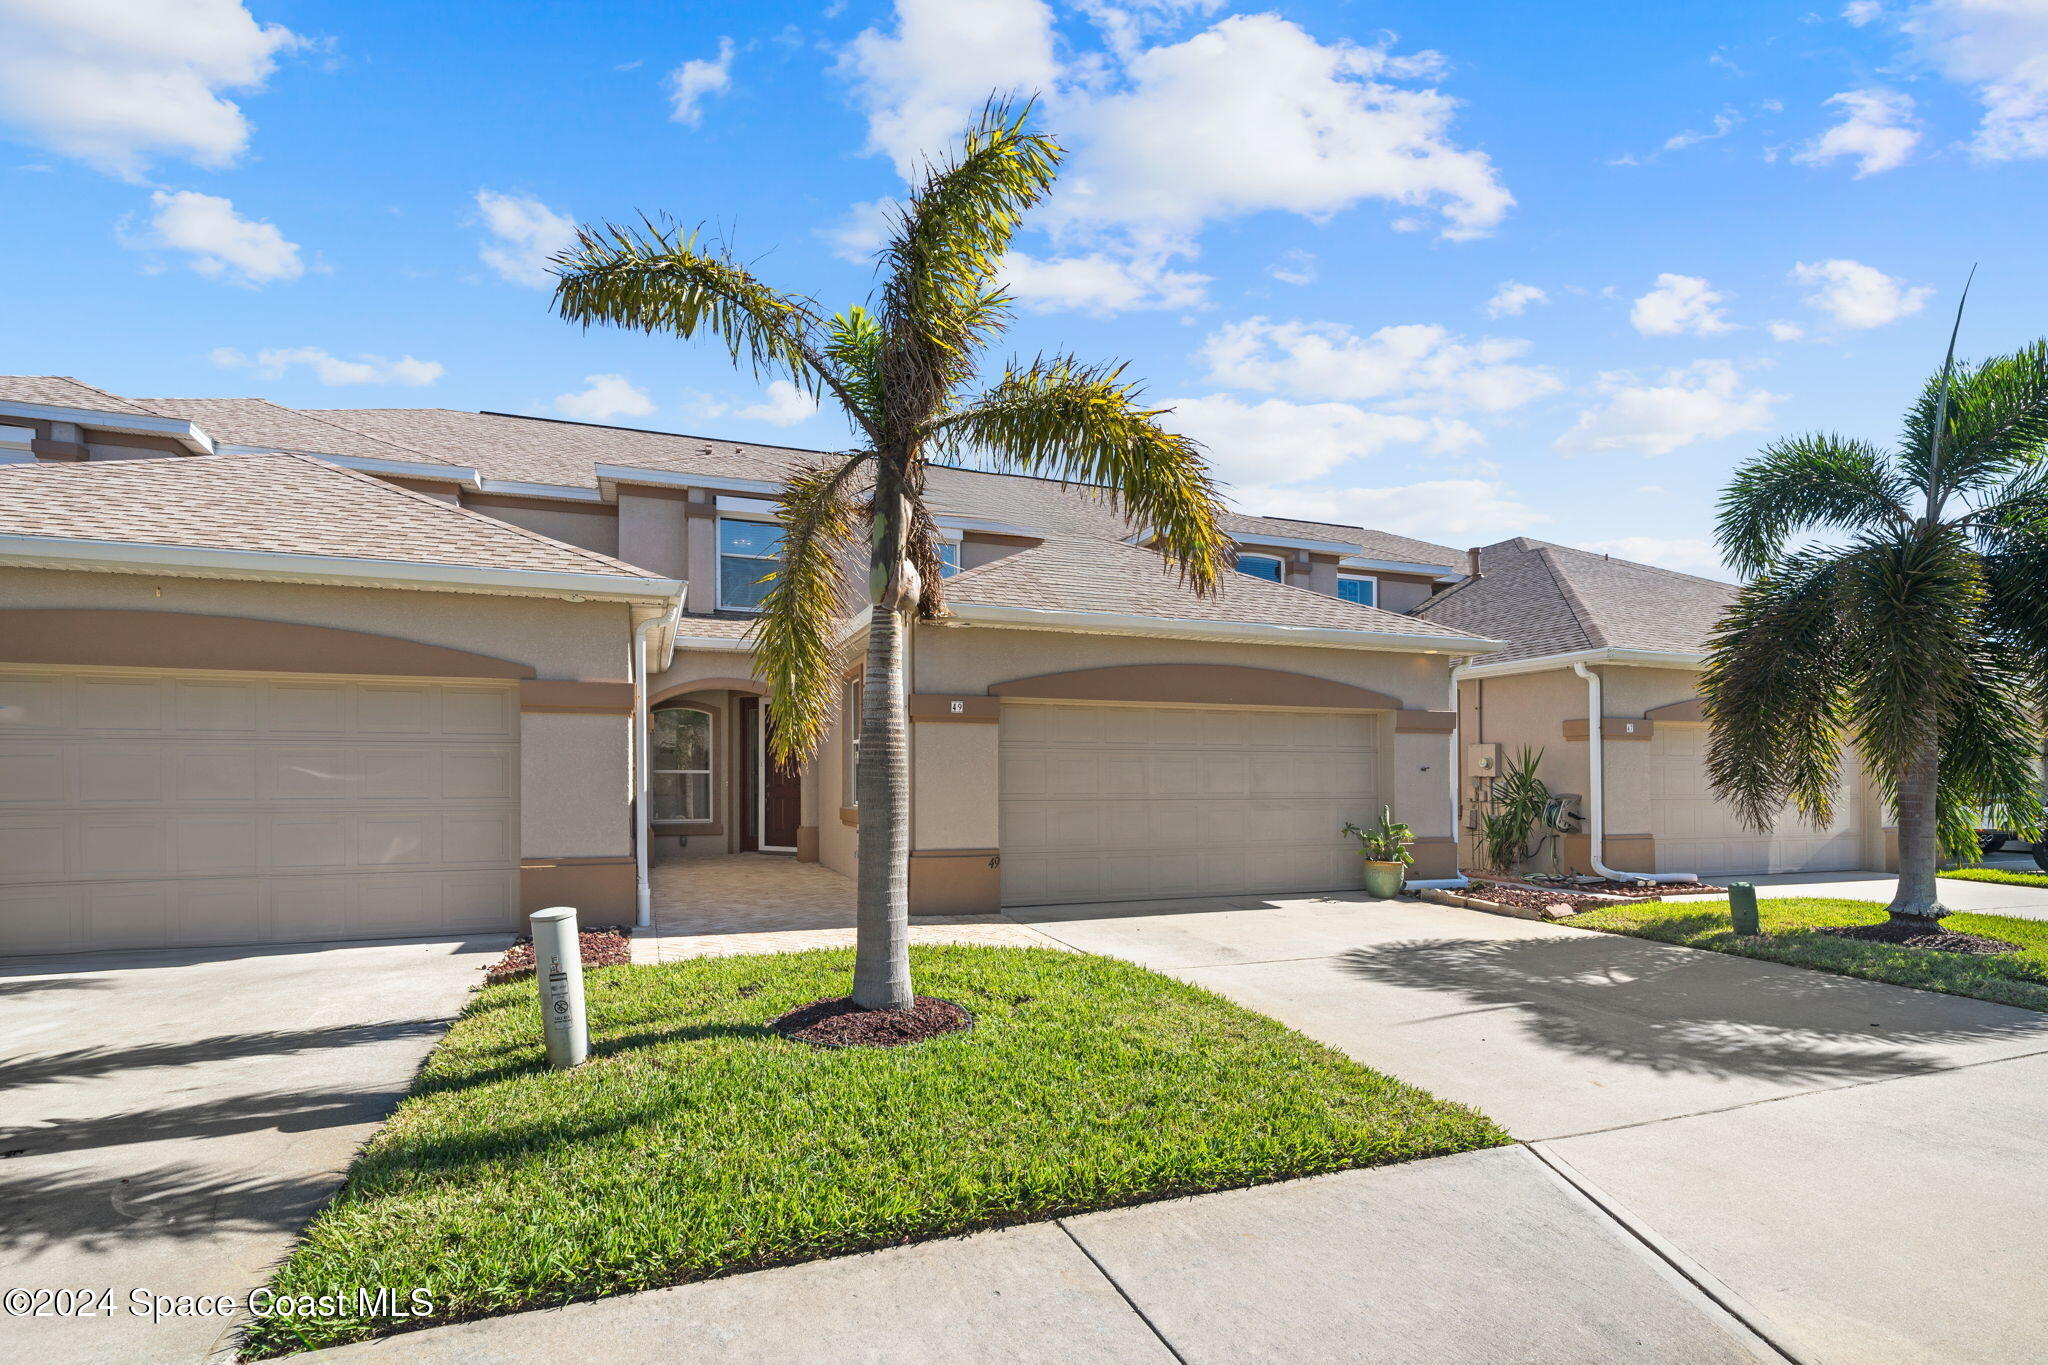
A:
531;906;588;1069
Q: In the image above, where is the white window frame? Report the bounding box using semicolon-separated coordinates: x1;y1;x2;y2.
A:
843;679;863;807
651;706;714;824
716;513;782;613
1337;572;1378;607
1235;552;1284;582
936;534;962;578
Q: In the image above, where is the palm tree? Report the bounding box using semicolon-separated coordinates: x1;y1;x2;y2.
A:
1704;320;2048;927
551;102;1232;1007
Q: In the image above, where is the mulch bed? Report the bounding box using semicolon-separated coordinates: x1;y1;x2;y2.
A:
1466;880;1620;912
772;995;974;1049
484;926;634;983
1811;922;2019;957
1542;877;1727;897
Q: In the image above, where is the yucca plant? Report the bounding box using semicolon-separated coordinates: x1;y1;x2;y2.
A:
1478;745;1550;873
1704;309;2048;927
550;101;1232;1008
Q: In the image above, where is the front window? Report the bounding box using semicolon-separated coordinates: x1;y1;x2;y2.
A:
1235;553;1283;582
651;707;713;822
937;540;961;578
718;518;782;610
1337;574;1377;607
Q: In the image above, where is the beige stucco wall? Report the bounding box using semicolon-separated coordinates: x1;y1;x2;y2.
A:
617;489;691;580
0;566;637;860
1374;572;1441;615
465;495;620;558
1457;666;1591;869
912;721;1001;849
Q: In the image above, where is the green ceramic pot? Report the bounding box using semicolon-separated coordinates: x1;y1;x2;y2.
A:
1360;860;1406;899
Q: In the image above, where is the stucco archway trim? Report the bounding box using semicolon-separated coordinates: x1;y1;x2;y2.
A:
987;663;1402;711
0;609;536;679
650;676;767;706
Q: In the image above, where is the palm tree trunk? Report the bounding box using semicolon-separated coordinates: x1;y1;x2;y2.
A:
851;465;914;1010
1887;735;1947;925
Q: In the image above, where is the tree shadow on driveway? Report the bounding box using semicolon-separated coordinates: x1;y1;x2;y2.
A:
1333;931;2048;1087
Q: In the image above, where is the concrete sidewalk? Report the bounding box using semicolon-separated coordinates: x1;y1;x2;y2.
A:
306;1147;1778;1364
1666;862;2048;921
1011;892;2048;1364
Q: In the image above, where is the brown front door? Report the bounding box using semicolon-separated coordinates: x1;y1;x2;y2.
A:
761;712;802;851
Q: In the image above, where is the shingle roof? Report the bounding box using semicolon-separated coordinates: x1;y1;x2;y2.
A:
1415;537;1735;663
136;397;437;464
310;408;827;489
1218;510;1465;572
0;452;667;581
944;536;1481;639
0;376;156;413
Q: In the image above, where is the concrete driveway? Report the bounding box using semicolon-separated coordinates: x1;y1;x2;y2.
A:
0;934;507;1364
1668;860;2048;921
1012;892;2048;1364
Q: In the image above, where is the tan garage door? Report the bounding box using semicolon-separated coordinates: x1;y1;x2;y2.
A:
1646;724;1860;874
999;702;1380;906
0;666;520;956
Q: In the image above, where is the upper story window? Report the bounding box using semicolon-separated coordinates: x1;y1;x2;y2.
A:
937;540;961;578
718;518;782;611
1337;573;1378;607
1235;553;1284;583
651;707;713;822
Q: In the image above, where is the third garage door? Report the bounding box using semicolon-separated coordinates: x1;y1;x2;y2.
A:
1645;723;1861;874
999;702;1380;906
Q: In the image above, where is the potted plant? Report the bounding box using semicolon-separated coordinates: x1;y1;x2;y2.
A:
1343;806;1415;899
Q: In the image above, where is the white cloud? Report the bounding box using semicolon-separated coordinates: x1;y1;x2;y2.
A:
1663;109;1741;152
1237;478;1548;543
555;374;654;421
1792;257;1932;328
820;198;898;263
1793;89;1919;176
1268;249;1317;286
0;0;301;178
841;0;1060;180
1576;536;1732;580
1556;360;1783;457
1001;248;1210;314
1199;317;1560;413
1051;15;1511;242
733;379;820;427
210;347;442;386
1629;273;1735;337
136;190;302;285
1767;319;1807;341
1843;1;1883;26
475;189;577;289
1486;281;1547;318
668;37;735;125
838;3;1511;314
1900;0;2048;160
1157;394;1480;487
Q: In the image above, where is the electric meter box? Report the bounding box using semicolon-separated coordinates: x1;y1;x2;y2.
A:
1466;743;1502;778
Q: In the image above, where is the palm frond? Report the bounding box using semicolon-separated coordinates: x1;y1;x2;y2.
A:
1715;434;1912;576
1901;340;2048;506
923;356;1234;594
753;456;872;766
1936;635;2047;855
1981;535;2048;701
826;306;888;429
551;218;878;441
1701;552;1851;833
1837;527;1984;789
876;100;1061;415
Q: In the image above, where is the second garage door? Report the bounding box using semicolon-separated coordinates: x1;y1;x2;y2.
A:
0;665;520;956
1645;723;1862;874
999;701;1381;906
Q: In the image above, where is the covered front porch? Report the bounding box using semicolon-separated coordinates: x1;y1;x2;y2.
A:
634;854;1062;963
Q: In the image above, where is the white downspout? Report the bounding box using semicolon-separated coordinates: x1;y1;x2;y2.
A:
1573;660;1696;884
630;601;682;928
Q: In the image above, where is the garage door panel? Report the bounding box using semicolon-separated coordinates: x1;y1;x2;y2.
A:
1001;701;1381;906
1646;724;1859;875
0;668;520;954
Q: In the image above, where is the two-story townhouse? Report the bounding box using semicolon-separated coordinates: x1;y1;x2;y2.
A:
0;377;1501;956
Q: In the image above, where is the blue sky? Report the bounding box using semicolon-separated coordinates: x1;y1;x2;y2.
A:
5;0;2045;576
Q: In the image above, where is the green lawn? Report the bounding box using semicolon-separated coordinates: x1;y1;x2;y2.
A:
1570;897;2048;1011
242;944;1504;1357
1942;866;2048;889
